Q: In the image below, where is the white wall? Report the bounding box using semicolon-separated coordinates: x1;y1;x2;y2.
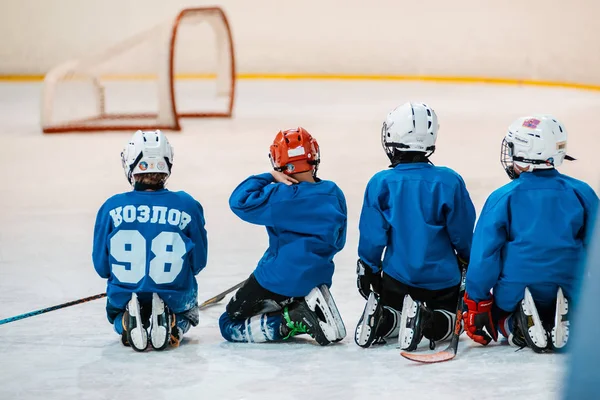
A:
2;0;600;84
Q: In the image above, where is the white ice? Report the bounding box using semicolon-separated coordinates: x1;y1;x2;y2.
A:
0;80;599;400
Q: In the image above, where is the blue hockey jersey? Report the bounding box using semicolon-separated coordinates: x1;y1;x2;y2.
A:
229;173;347;297
466;169;598;311
92;189;208;313
358;163;475;290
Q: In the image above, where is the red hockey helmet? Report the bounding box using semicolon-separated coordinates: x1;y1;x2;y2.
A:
269;127;320;176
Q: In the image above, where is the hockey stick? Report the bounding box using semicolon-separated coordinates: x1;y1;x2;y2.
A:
198;280;246;310
0;293;107;326
0;280;247;325
401;265;467;363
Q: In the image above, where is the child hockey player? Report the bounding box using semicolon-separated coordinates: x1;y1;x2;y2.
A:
463;115;598;352
355;102;476;350
93;130;208;352
219;127;347;345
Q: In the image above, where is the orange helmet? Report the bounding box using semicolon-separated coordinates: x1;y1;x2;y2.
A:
269;127;320;176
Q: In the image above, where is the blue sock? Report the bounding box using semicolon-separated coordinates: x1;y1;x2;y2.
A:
219;312;284;343
113;312;124;335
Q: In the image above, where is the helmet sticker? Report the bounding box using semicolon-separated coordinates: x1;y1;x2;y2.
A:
287;146;305;157
286;164;295;172
522;118;541;129
139;161;148;171
157;161;166;170
556;141;566;150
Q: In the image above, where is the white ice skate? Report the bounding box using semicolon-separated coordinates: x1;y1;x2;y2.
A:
150;293;173;351
318;284;346;341
551;287;569;351
355;291;383;348
399;294;421;351
303;286;342;343
125;293;148;352
519;287;548;352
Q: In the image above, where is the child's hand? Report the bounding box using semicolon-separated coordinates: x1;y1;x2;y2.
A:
270;171;298;186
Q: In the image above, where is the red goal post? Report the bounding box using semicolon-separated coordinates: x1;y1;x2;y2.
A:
41;7;236;133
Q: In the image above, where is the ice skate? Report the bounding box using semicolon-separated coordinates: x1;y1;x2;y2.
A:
124;293;148;352
282;301;330;345
282;287;340;345
550;287;569;352
120;326;130;347
355;291;384;348
507;316;527;349
170;324;182;348
516;287;548;353
398;295;433;351
150;293;174;351
318;284;346;341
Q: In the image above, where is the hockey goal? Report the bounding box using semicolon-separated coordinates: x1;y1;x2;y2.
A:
41;7;235;133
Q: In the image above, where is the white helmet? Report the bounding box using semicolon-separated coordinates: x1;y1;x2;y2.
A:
381;102;439;160
121;130;174;185
501;115;575;179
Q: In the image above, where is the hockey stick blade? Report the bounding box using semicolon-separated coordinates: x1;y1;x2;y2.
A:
401;264;467;364
199;280;246;310
401;347;456;363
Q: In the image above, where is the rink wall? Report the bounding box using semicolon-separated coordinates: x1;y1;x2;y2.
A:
2;0;600;88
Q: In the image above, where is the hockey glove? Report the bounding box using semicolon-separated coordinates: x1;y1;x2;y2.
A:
356;259;382;300
463;292;498;346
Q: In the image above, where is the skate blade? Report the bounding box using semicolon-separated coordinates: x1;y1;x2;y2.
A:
318;284;346;341
399;295;418;351
354;292;379;348
522;288;548;350
128;293;148;352
305;288;338;343
150;293;170;351
551;287;569;350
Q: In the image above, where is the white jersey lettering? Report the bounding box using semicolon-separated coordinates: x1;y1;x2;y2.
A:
108;205;192;230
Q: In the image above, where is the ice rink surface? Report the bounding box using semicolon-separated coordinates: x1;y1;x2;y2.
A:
1;80;599;400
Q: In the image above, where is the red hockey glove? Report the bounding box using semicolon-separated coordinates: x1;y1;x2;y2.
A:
462;292;498;346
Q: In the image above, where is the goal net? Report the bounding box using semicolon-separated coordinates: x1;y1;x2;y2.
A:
41;7;235;133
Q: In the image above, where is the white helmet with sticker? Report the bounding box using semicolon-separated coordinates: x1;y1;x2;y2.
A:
501;115;574;179
121;130;174;185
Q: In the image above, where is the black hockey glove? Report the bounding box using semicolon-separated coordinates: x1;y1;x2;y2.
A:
356;259;382;300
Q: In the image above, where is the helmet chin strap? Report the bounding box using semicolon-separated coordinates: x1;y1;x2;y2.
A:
127;152;144;184
512;155;554;166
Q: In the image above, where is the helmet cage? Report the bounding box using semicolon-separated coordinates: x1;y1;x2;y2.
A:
500;137;560;180
500;138;517;180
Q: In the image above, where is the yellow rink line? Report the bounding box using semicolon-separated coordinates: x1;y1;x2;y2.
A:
1;73;599;92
